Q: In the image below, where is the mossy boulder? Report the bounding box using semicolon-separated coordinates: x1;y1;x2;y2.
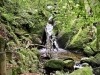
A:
84;39;97;56
69;26;96;49
93;53;100;66
55;71;67;75
84;46;95;56
81;53;100;67
93;67;100;75
69;67;93;75
57;32;70;48
44;59;65;71
64;59;75;69
69;27;90;48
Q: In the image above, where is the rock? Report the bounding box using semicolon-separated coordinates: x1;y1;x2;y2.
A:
64;59;75;70
93;67;100;75
84;46;95;56
93;53;100;66
69;27;90;49
44;59;65;71
69;67;93;75
74;63;90;70
57;32;69;48
84;39;97;56
81;53;100;67
55;71;67;75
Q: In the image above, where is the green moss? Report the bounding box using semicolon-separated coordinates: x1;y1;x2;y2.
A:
84;46;95;56
94;53;100;65
14;47;40;74
90;39;97;51
64;60;75;69
69;67;93;75
84;38;97;56
70;26;90;48
1;13;15;22
31;48;40;57
44;59;65;70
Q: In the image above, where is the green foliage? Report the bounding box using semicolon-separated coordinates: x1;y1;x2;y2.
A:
70;26;90;48
31;48;40;57
0;0;99;74
12;47;40;74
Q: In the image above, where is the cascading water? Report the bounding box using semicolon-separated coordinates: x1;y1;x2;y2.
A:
39;15;95;75
40;14;59;58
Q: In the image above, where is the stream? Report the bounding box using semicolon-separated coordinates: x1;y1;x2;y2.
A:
38;15;91;75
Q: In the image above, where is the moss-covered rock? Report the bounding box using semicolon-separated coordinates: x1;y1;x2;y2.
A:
81;53;100;67
69;67;93;75
84;46;95;56
64;59;75;69
84;39;97;56
94;53;100;66
55;71;67;75
44;59;65;71
69;25;96;50
93;67;100;75
69;27;90;48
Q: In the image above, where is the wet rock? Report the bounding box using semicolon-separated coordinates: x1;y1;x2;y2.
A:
55;71;68;75
64;58;75;70
93;67;100;75
81;53;100;67
44;59;65;71
69;67;93;75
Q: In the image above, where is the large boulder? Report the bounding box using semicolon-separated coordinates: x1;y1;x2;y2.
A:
44;59;65;71
69;25;96;50
69;27;90;49
93;67;100;75
81;53;100;67
69;67;93;75
64;59;75;70
84;39;97;56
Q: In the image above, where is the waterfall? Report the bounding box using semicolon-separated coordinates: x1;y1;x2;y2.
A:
40;15;59;58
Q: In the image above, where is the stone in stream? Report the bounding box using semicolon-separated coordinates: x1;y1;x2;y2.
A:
69;67;93;75
81;53;100;67
64;59;75;70
93;67;100;75
44;59;65;74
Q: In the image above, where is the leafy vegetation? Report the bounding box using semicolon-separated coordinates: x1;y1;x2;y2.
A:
0;0;100;74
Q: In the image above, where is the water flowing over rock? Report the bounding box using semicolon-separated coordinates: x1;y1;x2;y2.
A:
40;15;59;58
